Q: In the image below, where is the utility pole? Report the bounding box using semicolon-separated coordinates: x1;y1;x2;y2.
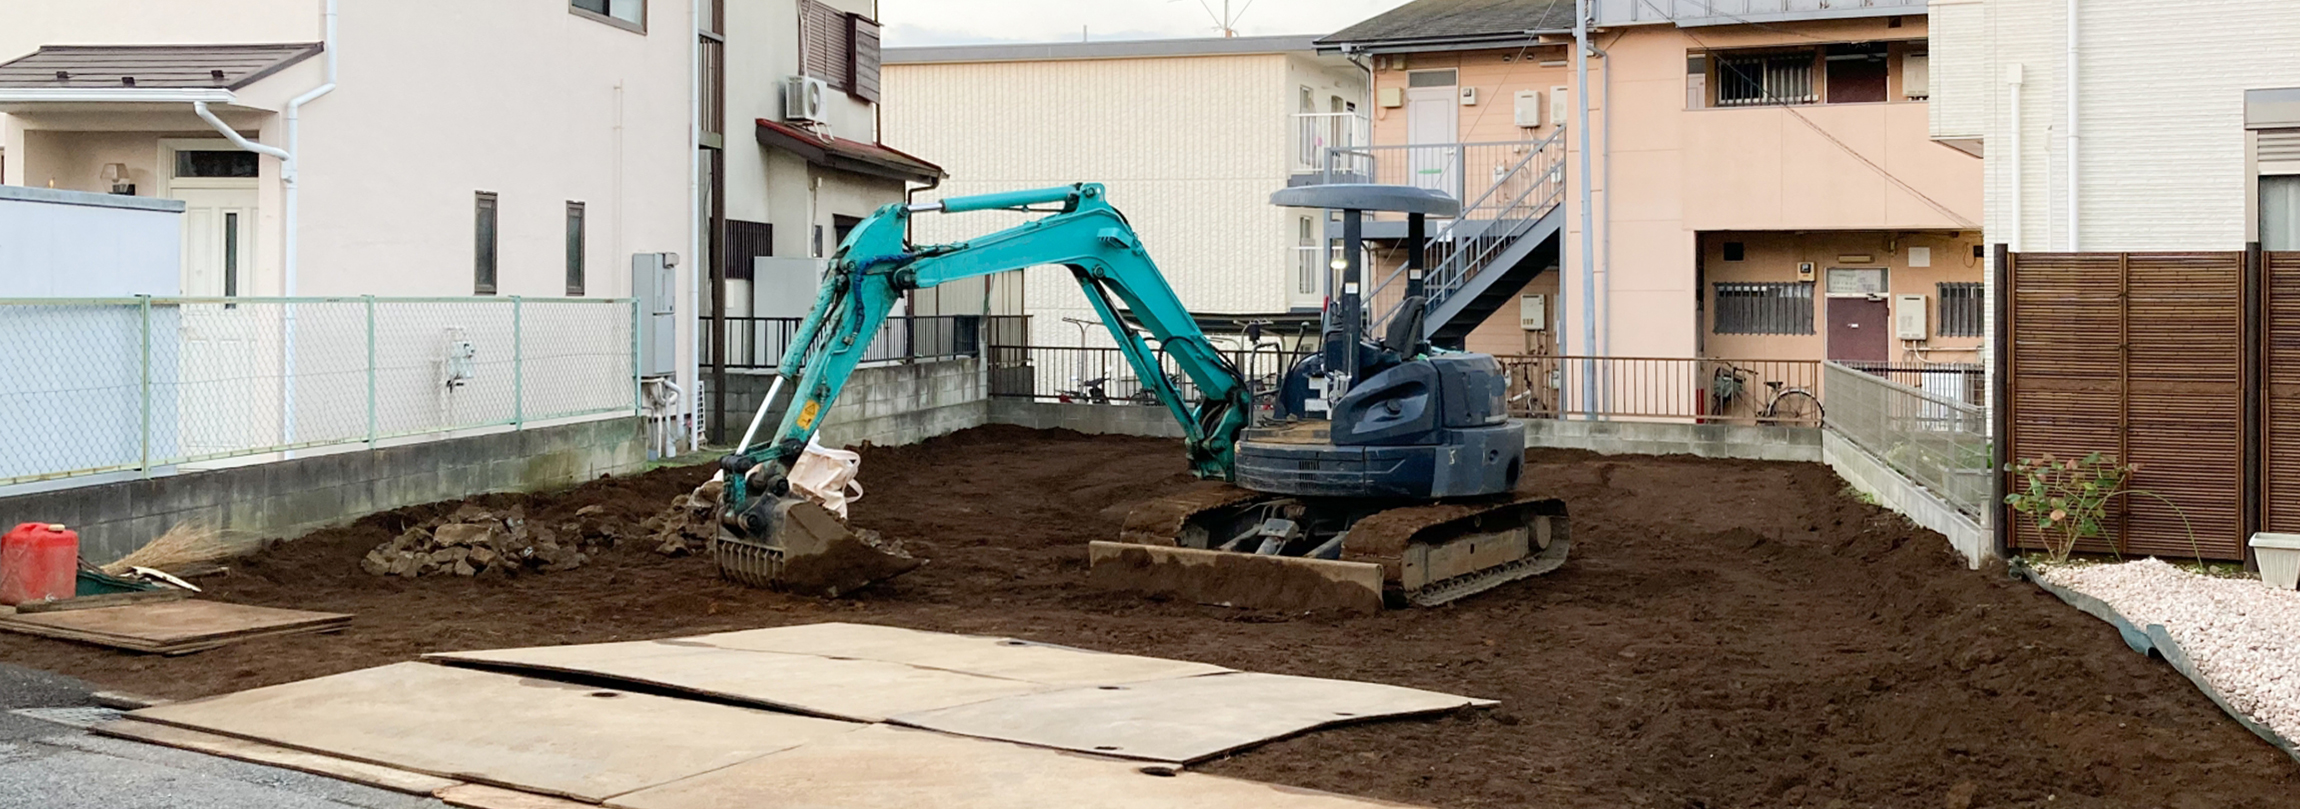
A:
1575;0;1597;419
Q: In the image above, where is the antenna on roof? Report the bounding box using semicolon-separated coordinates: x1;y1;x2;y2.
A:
1194;0;1256;37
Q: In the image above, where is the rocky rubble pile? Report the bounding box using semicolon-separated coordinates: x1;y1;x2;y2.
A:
644;479;722;556
360;503;626;578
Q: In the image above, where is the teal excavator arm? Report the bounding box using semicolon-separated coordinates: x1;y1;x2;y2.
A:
723;183;1250;513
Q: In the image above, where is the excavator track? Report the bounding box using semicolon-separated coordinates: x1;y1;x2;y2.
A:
1094;484;1569;612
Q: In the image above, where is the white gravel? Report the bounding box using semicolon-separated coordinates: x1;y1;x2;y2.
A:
2036;558;2300;748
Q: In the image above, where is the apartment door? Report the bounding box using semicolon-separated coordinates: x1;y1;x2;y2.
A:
170;160;264;459
1824;268;1891;363
1405;70;1459;199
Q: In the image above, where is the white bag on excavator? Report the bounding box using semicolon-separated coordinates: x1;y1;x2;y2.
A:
787;437;864;519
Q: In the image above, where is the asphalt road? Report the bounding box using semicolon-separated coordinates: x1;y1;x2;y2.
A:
0;663;442;809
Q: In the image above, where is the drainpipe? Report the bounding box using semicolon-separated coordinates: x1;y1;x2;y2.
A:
2006;64;2024;253
686;0;703;451
1589;37;1612;401
2064;0;2079;250
1574;0;1597;419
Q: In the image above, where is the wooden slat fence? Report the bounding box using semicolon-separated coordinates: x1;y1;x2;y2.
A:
2004;251;2247;559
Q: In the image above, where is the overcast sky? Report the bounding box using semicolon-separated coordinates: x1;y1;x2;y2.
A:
878;0;1417;47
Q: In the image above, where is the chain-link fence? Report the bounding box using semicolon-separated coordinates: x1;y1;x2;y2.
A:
1821;361;1992;519
1;297;637;486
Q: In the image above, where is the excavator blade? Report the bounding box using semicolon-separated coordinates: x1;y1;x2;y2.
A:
1091;483;1569;613
711;492;923;598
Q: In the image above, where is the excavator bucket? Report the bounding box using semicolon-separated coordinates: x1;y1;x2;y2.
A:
710;490;922;598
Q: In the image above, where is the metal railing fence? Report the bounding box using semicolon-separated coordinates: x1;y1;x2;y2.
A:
988;344;1310;415
0;296;637;486
1293;112;1370;171
1836;361;1986;408
720;315;1005;370
1496;355;1825;426
1822;360;1992;519
1317;140;1552;208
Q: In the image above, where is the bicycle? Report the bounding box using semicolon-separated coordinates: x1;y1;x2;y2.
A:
1708;363;1823;425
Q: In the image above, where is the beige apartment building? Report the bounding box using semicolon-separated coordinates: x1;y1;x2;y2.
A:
1321;0;1984;378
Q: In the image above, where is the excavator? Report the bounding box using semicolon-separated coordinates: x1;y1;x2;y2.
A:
706;182;1567;612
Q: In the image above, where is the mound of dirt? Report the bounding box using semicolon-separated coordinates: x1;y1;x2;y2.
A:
3;424;2293;808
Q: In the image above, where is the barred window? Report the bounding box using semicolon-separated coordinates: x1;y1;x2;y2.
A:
1714;50;1816;107
1938;282;1985;337
1713;282;1814;335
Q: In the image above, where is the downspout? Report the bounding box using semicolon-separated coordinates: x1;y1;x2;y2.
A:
687;0;703;450
2006;64;2024;252
1590;37;1612;405
1574;0;1597;420
2064;0;2079;250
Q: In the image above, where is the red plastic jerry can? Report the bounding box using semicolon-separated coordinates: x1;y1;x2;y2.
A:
0;523;79;605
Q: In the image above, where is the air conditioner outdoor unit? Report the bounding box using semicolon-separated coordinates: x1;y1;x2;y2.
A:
1895;294;1929;340
783;75;829;123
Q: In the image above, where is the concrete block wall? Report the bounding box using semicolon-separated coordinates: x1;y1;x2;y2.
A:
986;399;1190;438
1823;431;1993;569
0;416;648;564
721;359;990;451
1524;419;1823;463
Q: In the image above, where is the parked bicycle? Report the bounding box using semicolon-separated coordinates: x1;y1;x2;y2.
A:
1708;363;1822;425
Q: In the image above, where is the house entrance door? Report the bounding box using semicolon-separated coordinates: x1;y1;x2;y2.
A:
1826;297;1892;363
1405;82;1459;199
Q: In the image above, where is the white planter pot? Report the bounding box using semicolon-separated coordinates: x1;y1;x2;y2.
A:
2251;532;2300;590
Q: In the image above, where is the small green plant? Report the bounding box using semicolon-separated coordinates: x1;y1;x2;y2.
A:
2003;452;2198;563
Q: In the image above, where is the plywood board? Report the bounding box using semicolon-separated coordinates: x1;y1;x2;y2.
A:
436;784;600;809
690;622;1232;686
0;600;347;653
130;662;862;802
607;725;1428;809
892;671;1491;763
427;639;1049;722
92;719;462;795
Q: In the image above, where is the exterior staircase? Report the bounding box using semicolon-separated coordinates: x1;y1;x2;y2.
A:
1350;129;1569;350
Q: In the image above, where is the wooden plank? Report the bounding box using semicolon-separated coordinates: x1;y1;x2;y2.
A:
130;662;863;803
435;784;600;809
15;589;188;614
690;621;1233;687
607;725;1432;809
0;600;349;653
93;719;464;795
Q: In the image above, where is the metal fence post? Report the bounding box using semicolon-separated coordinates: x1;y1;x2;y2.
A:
631;298;644;415
138;295;152;478
365;295;378;447
512;296;525;429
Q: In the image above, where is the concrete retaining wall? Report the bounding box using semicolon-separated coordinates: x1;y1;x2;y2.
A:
0;417;647;564
986;399;1189;438
1823;431;1992;568
721;359;989;450
1524;418;1823;463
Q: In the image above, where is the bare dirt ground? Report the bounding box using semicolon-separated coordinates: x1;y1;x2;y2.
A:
6;425;2296;808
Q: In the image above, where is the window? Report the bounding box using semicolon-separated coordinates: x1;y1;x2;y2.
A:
1297;217;1316;295
223;212;239;297
1937;282;1984;337
571;0;644;31
1406;69;1457;88
176;150;258;178
2263;175;2300;250
832;214;862;250
1823;43;1888;104
1714;49;1816;107
801;0;882;102
1713;282;1814;335
565;202;586;296
474;192;498;295
1826;267;1888;296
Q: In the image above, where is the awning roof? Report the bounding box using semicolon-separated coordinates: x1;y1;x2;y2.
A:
756;118;946;184
0;43;323;90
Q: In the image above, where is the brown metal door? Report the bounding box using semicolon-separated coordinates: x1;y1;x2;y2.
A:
1826;297;1891;362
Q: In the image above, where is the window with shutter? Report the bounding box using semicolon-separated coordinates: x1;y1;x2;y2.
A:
799;0;851;91
851;15;882;102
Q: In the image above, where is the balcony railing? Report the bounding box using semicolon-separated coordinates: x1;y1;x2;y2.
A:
717;315;1022;371
1293;112;1370;173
